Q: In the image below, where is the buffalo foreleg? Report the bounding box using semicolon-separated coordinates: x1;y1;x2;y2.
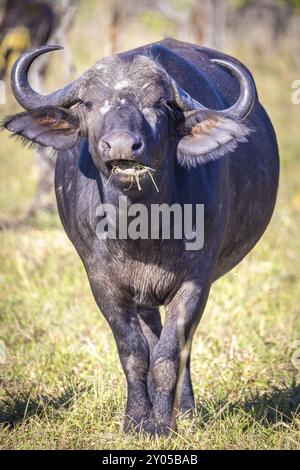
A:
89;283;152;432
137;306;162;402
142;281;210;436
137;306;195;412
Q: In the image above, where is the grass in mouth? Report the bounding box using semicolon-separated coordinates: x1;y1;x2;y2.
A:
107;163;159;192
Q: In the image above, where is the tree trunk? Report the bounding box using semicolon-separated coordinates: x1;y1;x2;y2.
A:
105;3;121;56
191;0;227;50
210;0;227;50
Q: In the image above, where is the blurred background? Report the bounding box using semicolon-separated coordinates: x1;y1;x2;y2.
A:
0;0;300;221
0;0;299;450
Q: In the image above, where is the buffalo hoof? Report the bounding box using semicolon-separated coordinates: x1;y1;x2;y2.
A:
179;400;196;417
140;414;176;437
124;409;151;434
124;417;145;434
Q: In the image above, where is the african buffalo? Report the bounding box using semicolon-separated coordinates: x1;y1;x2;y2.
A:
4;38;279;436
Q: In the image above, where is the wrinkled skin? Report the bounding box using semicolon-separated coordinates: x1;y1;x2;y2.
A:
4;39;279;436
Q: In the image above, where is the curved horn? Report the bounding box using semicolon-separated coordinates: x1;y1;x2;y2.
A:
170;79;208;113
210;59;256;120
171;58;256;121
11;45;85;110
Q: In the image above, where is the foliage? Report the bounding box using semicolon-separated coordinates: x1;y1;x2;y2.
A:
229;0;300;9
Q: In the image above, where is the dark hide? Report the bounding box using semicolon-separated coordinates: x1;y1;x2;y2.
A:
4;39;279;436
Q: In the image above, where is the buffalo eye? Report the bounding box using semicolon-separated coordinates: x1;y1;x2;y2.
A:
84;101;93;111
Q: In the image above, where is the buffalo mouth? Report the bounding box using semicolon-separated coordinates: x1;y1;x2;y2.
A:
108;159;150;176
107;159;159;192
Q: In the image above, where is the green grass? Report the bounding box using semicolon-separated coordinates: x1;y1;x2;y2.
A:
0;216;299;449
0;3;300;448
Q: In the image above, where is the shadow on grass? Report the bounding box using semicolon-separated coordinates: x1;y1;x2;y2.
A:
197;381;300;429
0;385;88;430
240;382;300;425
2;380;299;432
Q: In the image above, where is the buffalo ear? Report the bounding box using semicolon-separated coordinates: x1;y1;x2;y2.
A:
177;110;252;168
3;106;80;150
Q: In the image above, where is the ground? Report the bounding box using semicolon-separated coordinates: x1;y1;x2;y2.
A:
0;7;299;450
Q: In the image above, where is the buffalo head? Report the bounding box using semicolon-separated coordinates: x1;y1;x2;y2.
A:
4;45;255;190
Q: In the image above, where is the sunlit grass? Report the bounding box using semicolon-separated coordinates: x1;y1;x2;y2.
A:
0;221;299;449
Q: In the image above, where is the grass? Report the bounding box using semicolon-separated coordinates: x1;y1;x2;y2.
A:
0;2;300;450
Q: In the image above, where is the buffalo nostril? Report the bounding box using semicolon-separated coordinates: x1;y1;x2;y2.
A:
132;140;143;152
100;133;143;157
